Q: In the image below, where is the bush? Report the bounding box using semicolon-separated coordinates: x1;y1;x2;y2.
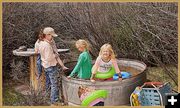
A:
3;2;177;83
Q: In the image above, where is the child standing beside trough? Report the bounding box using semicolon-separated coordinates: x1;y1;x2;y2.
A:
67;39;92;79
37;27;68;106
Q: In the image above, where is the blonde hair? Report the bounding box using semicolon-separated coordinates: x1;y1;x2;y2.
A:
99;43;116;59
76;39;90;51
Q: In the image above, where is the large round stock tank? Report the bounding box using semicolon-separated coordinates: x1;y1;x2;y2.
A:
62;58;147;106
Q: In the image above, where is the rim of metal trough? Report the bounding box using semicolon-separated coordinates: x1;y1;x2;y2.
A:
62;58;147;85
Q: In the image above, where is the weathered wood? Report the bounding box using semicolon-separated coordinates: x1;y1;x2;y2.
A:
29;55;47;91
30;56;36;90
37;68;46;91
30;56;39;91
13;48;69;56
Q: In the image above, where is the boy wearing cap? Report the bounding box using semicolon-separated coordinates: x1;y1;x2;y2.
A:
38;27;68;106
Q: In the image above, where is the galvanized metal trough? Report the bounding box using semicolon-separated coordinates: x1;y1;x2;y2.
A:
62;58;147;106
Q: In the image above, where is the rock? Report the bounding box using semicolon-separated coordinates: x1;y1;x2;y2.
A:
14;85;31;95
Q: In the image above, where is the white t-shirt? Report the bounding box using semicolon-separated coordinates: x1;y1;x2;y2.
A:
93;56;120;73
97;57;113;73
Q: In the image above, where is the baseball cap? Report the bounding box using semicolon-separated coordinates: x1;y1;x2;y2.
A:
43;27;58;37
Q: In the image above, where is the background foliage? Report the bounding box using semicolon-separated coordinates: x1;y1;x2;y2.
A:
2;3;178;103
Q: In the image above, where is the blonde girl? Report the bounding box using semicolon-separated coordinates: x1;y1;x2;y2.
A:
68;39;92;79
90;43;121;82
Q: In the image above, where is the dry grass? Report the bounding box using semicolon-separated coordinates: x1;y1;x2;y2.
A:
146;66;178;91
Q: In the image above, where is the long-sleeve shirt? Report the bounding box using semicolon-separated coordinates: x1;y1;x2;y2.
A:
35;39;40;53
69;51;92;79
38;40;57;68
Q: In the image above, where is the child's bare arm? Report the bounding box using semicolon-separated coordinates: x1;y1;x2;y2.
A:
90;57;100;82
90;74;96;82
35;48;38;54
56;56;68;70
112;59;121;73
90;65;98;82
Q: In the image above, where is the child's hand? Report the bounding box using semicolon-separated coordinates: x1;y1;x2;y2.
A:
118;78;122;81
118;72;122;77
36;74;41;80
63;66;69;70
90;79;95;83
36;76;40;80
118;72;122;81
67;76;71;79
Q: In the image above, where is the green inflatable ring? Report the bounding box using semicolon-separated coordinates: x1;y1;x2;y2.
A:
95;67;116;79
81;90;108;106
